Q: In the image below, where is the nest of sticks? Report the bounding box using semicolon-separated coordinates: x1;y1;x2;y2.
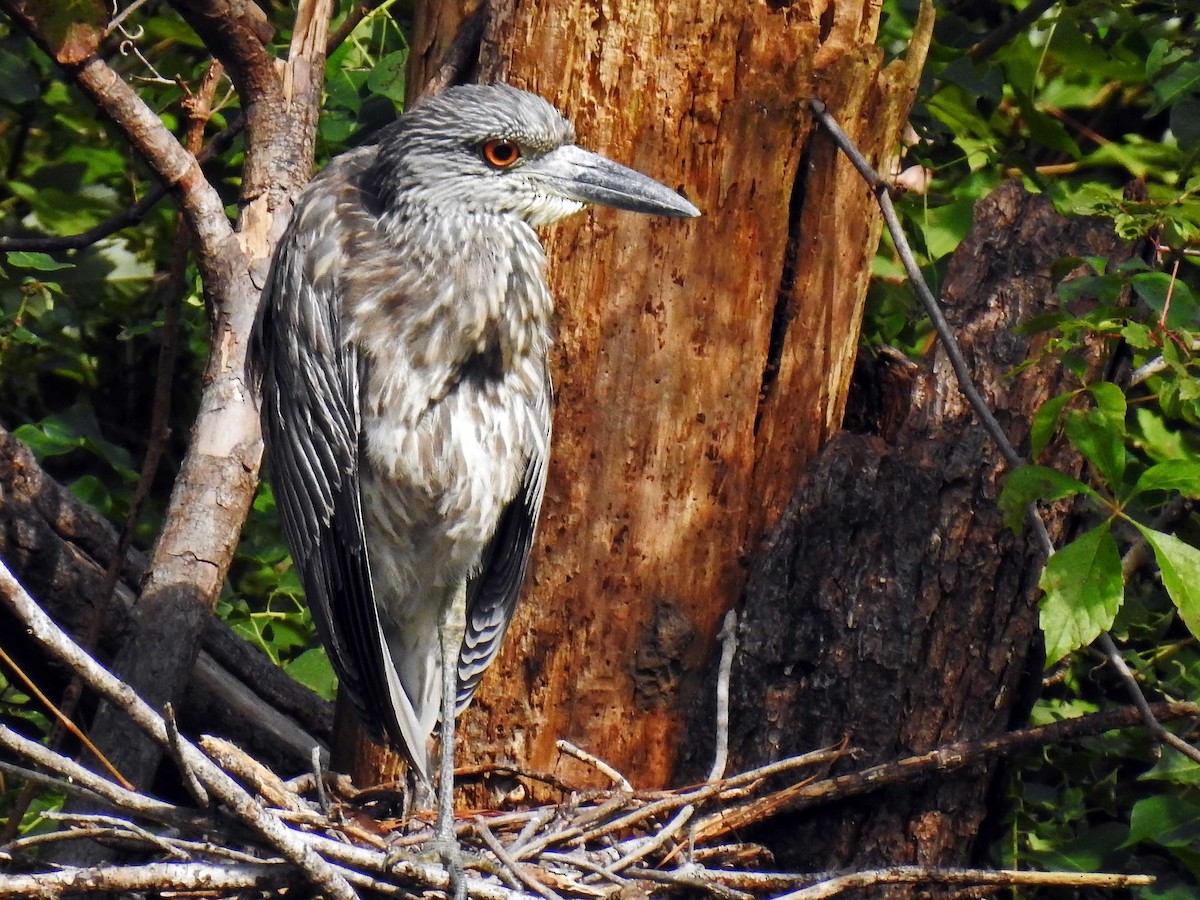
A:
0;568;1178;898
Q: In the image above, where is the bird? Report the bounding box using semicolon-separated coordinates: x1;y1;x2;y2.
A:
248;82;699;834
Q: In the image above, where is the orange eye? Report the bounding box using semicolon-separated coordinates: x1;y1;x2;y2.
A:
482;138;521;169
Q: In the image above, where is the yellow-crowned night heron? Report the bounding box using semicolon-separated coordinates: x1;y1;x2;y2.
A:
249;82;698;841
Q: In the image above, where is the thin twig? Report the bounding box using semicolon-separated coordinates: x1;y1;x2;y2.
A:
313;744;332;814
475;817;564;900
44;812;187;859
0;645;131;789
0;560;360;900
627;864;757;900
0;727;204;832
165;704;209;807
772;865;1154;899
1129;338;1200;386
556;739;633;791
693;700;1199;843
608;803;694;873
708;609;737;783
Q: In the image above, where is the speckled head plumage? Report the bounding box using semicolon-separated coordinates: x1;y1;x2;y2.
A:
367;83;699;226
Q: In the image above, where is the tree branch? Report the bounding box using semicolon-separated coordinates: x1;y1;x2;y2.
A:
0;558;360;900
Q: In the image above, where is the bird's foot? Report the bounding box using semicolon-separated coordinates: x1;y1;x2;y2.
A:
431;828;469;900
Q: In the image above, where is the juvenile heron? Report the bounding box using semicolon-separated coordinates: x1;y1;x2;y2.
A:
250;83;698;831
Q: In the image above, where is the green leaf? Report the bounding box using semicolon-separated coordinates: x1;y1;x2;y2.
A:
1135;524;1200;639
5;251;73;271
1131;407;1193;461
284;648;338;701
1131;460;1200;498
0;46;37;104
1172;97;1200;150
1120;321;1154;349
366;50;408;103
1030;391;1076;458
1128;794;1200;849
1039;523;1124;665
1063;383;1128;489
12;421;84;458
1142;749;1200;786
999;465;1095;532
1088;381;1128;423
1133;271;1199;330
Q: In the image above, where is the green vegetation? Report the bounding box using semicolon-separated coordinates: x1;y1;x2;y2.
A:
877;1;1200;893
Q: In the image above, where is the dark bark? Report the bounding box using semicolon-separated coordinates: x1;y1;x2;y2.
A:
699;183;1133;880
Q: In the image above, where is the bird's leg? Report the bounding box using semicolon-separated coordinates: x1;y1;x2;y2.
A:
435;581;467;900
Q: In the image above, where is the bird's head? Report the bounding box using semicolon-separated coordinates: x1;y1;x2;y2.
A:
370;83;700;226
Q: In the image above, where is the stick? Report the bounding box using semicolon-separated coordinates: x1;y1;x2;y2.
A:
708;609;737;783
0;560;360;900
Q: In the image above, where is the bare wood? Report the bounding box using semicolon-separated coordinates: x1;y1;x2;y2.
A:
0;424;332;770
398;0;933;798
0;861;287;897
1;0;334;799
775;866;1155;899
0;558;360;900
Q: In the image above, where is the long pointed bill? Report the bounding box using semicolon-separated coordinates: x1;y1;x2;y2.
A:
537;144;701;218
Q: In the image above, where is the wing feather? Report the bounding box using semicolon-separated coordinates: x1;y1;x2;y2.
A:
248;154;431;776
457;370;553;712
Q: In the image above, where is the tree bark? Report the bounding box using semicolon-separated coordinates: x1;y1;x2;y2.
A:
713;182;1131;880
337;0;932;794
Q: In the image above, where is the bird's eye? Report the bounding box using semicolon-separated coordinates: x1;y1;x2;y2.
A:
481;139;522;169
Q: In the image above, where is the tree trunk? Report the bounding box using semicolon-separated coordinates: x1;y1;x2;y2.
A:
714;183;1131;880
335;0;933;790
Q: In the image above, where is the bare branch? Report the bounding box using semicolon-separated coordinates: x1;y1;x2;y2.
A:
0;558;360;900
0;726;205;832
0;860;289;897
773;865;1154;899
707;609;737;783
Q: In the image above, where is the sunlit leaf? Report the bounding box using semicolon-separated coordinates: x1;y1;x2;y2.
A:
5;251;72;271
1130;460;1200;498
1135;524;1200;639
285;648;338;701
1063;384;1127;489
1039;523;1124;665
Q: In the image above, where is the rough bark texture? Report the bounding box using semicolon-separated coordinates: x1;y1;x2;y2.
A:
708;183;1131;879
365;0;932;795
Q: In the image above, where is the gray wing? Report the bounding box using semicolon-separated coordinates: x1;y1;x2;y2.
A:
248;156;431;775
456;370;552;713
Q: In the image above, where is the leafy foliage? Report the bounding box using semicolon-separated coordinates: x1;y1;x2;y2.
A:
874;0;1200;892
0;3;408;835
